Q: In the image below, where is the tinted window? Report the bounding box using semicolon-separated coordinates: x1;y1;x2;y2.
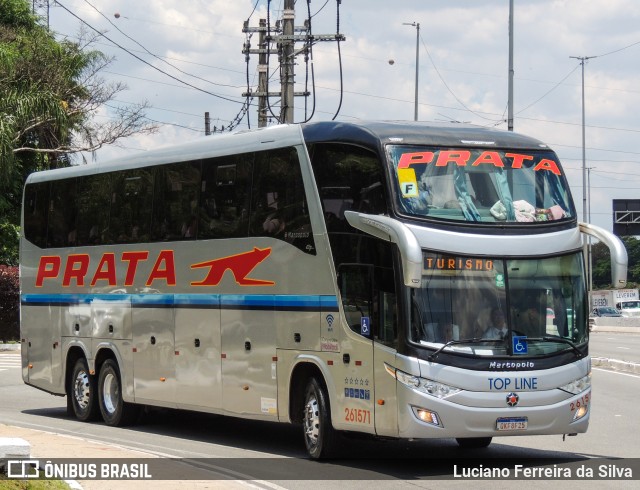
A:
250;147;315;254
76;174;111;246
109;168;154;243
23;182;49;248
152;162;201;241
199;154;252;239
47;179;77;248
307;143;387;233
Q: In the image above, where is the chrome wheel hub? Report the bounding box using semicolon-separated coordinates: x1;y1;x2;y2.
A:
304;395;320;446
102;372;117;414
74;370;90;409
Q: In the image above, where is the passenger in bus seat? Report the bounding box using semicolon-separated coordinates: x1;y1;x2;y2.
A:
263;210;285;235
182;216;198;238
517;301;543;336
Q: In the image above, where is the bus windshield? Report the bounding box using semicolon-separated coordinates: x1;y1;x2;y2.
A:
387;145;575;224
410;251;587;357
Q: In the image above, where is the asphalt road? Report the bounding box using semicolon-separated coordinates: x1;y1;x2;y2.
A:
589;331;640;364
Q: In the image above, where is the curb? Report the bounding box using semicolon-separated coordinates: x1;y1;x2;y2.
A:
0;344;20;351
591;326;640;334
592;356;640;375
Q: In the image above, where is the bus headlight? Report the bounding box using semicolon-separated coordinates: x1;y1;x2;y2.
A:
385;363;461;399
559;374;591;395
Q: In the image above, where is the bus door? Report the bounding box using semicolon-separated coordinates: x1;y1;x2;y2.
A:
338;263;397;436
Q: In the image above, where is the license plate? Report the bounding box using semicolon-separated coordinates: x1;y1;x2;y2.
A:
496;417;528;431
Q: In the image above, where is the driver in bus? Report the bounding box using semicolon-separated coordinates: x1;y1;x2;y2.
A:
482;308;508;339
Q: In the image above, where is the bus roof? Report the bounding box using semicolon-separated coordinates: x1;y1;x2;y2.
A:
301;120;550;150
25;120;551;184
25;123;305;184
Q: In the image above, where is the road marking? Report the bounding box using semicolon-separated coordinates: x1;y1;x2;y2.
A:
593;367;640;379
0;355;21;369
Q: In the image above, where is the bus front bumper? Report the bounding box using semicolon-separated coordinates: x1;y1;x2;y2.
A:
396;384;591;439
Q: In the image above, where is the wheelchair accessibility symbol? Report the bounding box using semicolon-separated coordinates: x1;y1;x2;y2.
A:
513;335;528;355
361;317;370;336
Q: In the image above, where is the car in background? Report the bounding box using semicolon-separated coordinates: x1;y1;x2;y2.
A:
591;306;622;317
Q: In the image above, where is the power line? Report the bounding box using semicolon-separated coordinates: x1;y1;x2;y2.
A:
82;0;242;91
418;33;501;124
55;0;245;105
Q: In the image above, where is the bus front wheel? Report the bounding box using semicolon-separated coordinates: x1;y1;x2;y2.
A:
70;358;99;422
98;359;139;426
303;377;337;459
455;437;493;449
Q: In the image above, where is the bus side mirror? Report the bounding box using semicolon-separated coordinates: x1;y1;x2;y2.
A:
579;222;628;288
344;211;422;288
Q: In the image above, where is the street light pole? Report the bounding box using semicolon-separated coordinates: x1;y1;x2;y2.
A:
403;22;420;121
507;0;514;131
570;55;596;295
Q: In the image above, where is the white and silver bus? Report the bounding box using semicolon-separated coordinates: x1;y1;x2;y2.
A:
20;121;627;458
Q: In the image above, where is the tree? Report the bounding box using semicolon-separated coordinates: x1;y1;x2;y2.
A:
591;236;640;290
0;0;158;262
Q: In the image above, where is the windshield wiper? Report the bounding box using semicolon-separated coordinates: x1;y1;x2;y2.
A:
526;335;584;358
427;337;503;361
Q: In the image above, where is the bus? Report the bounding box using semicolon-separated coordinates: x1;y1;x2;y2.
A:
20;121;627;459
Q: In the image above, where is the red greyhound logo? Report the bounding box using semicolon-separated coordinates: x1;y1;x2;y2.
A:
190;247;275;286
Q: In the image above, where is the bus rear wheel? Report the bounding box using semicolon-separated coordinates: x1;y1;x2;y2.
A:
303;377;337;459
70;358;99;421
98;359;139;426
455;437;493;449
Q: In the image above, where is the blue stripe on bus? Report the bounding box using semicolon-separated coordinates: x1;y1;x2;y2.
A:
20;293;339;312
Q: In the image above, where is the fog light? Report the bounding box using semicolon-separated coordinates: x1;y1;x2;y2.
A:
573;404;588;421
412;406;442;427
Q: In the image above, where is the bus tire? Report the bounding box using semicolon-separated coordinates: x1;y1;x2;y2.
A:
98;359;139;426
455;437;492;449
70;358;100;422
303;377;337;459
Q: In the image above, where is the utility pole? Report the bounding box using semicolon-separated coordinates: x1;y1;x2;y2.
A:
570;55;596;294
257;19;268;127
204;112;211;135
242;4;345;125
402;22;420;121
281;0;295;123
507;0;514;131
32;0;50;29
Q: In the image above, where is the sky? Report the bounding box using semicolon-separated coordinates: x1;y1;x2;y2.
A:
43;0;640;232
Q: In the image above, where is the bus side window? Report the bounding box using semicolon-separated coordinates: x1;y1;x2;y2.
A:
307;142;387;233
23;182;49;248
250;147;315;254
76;174;111;246
336;242;399;348
199;155;252;239
47;178;77;248
338;264;373;336
109;168;154;244
152;162;201;241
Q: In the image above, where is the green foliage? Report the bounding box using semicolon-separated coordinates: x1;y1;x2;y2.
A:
0;473;72;489
0;219;19;265
0;0;155;262
0;264;19;341
0;0;37;29
591;236;640;289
